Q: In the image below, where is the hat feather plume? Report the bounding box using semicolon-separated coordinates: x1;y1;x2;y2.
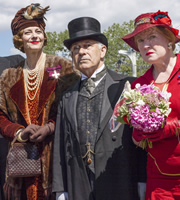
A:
23;3;50;20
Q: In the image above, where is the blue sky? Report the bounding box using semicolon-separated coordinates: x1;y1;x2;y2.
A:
1;0;180;58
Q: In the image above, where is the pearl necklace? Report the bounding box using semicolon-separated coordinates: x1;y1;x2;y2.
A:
23;53;46;101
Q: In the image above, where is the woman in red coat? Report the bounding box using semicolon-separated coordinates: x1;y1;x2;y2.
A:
122;10;180;199
0;4;79;200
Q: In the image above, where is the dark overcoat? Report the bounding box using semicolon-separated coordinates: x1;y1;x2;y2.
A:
53;69;146;200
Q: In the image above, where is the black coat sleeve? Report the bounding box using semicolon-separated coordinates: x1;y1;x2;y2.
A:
126;76;147;183
52;98;67;193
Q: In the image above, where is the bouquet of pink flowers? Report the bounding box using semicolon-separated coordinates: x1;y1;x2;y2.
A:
109;81;171;133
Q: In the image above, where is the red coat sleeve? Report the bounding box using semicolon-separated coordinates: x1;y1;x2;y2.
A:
0;110;24;141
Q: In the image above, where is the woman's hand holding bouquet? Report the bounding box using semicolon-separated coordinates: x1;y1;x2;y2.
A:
109;81;179;148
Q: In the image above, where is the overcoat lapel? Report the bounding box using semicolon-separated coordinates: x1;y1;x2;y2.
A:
96;70;125;141
64;80;80;140
99;72;115;124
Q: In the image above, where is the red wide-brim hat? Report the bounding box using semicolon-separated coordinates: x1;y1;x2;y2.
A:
122;10;180;51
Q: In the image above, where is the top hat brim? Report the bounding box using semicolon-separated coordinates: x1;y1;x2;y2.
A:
122;23;180;52
64;33;108;50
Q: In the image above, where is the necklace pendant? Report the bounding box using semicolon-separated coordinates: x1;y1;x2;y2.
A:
87;158;92;164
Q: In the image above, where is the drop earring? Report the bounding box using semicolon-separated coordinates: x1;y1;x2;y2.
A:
168;43;172;49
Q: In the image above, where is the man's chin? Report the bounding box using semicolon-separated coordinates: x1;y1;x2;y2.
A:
79;63;90;69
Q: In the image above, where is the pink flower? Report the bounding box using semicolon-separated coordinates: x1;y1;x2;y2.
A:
110;81;171;134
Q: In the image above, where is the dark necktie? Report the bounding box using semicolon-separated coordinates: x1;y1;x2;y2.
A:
86;78;95;94
84;67;106;95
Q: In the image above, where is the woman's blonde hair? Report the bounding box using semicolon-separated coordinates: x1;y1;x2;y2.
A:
13;29;47;53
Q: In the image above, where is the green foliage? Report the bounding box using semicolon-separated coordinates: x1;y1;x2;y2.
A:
43;30;70;57
103;21;134;75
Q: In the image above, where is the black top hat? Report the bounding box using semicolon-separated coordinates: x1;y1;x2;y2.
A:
64;17;108;50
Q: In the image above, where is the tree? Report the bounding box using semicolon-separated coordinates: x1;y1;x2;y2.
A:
43;30;70;57
103;21;133;75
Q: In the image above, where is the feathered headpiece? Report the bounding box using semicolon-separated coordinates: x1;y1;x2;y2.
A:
11;3;50;35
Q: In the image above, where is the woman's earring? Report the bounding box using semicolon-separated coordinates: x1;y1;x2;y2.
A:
168;43;172;49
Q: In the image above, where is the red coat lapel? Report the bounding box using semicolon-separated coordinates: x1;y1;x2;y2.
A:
37;70;57;118
9;70;57;125
9;71;29;124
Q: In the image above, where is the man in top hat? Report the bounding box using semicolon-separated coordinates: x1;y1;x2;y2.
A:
0;54;24;200
52;17;146;200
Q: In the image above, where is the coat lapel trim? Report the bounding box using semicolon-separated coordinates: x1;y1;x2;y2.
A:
10;71;29;124
37;70;57;119
65;81;80;140
10;70;57;125
96;70;125;141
